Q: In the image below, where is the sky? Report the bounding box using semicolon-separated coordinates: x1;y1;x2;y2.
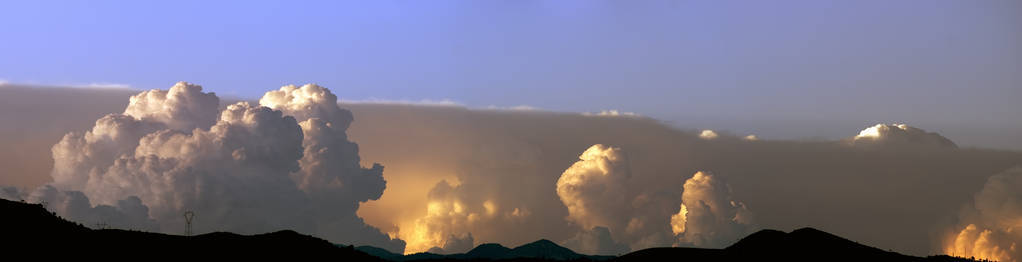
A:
0;1;1021;261
1;0;1020;149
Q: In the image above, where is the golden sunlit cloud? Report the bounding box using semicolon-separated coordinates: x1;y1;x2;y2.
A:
672;171;754;248
943;167;1022;262
670;204;688;235
945;224;1016;262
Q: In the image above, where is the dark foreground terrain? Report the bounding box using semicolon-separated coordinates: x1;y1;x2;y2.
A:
1;198;983;261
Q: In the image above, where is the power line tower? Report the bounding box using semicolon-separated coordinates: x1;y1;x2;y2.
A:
183;211;195;236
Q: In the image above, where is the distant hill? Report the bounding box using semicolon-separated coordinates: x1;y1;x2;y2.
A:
359;240;611;261
1;198;382;260
0;198;987;261
461;243;512;259
615;228;981;262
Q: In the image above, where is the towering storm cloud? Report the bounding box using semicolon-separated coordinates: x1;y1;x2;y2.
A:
555;145;755;254
39;82;404;252
945;167;1022;262
671;171;754;248
555;144;635;255
556;144;632;234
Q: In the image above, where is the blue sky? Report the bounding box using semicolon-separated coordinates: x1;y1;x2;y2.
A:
2;0;1020;148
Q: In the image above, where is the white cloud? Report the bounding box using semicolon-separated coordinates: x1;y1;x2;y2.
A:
851;123;956;148
671;171;755;248
557;144;632;232
699;130;719;140
45;81;405;252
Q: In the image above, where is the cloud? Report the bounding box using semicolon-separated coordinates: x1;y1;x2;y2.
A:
556;144;632;232
699;130;719;140
583;110;639;117
78;82;132;89
484;105;541;111
339;106;1021;256
403;180;479;253
427;233;475;254
124;81;220;130
42;82;404;252
562;226;630;255
555;145;691;252
2;86;1022;257
947;224;1016;262
945;167;1022;261
400;178;536;254
671;171;755;248
850;123;957;148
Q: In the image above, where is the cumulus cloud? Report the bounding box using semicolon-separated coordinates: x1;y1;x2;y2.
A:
42;82;404;252
671;171;754;248
403;180;480;253
401;178;537;254
3;87;1022;257
699;130;719;140
562;226;630;256
851;123;957;148
945;167;1022;261
555;144;644;254
557;144;632;232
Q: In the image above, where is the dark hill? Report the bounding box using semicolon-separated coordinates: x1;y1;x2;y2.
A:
614;247;724;261
463;243;512;259
1;198;986;261
722;227;916;261
614;228;983;262
506;239;585;260
0;198;382;260
358;245;407;261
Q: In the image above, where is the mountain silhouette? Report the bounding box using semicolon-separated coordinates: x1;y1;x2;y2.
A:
505;239;586;260
1;198;382;260
615;228;982;262
723;227;915;261
462;243;512;259
0;198;988;261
